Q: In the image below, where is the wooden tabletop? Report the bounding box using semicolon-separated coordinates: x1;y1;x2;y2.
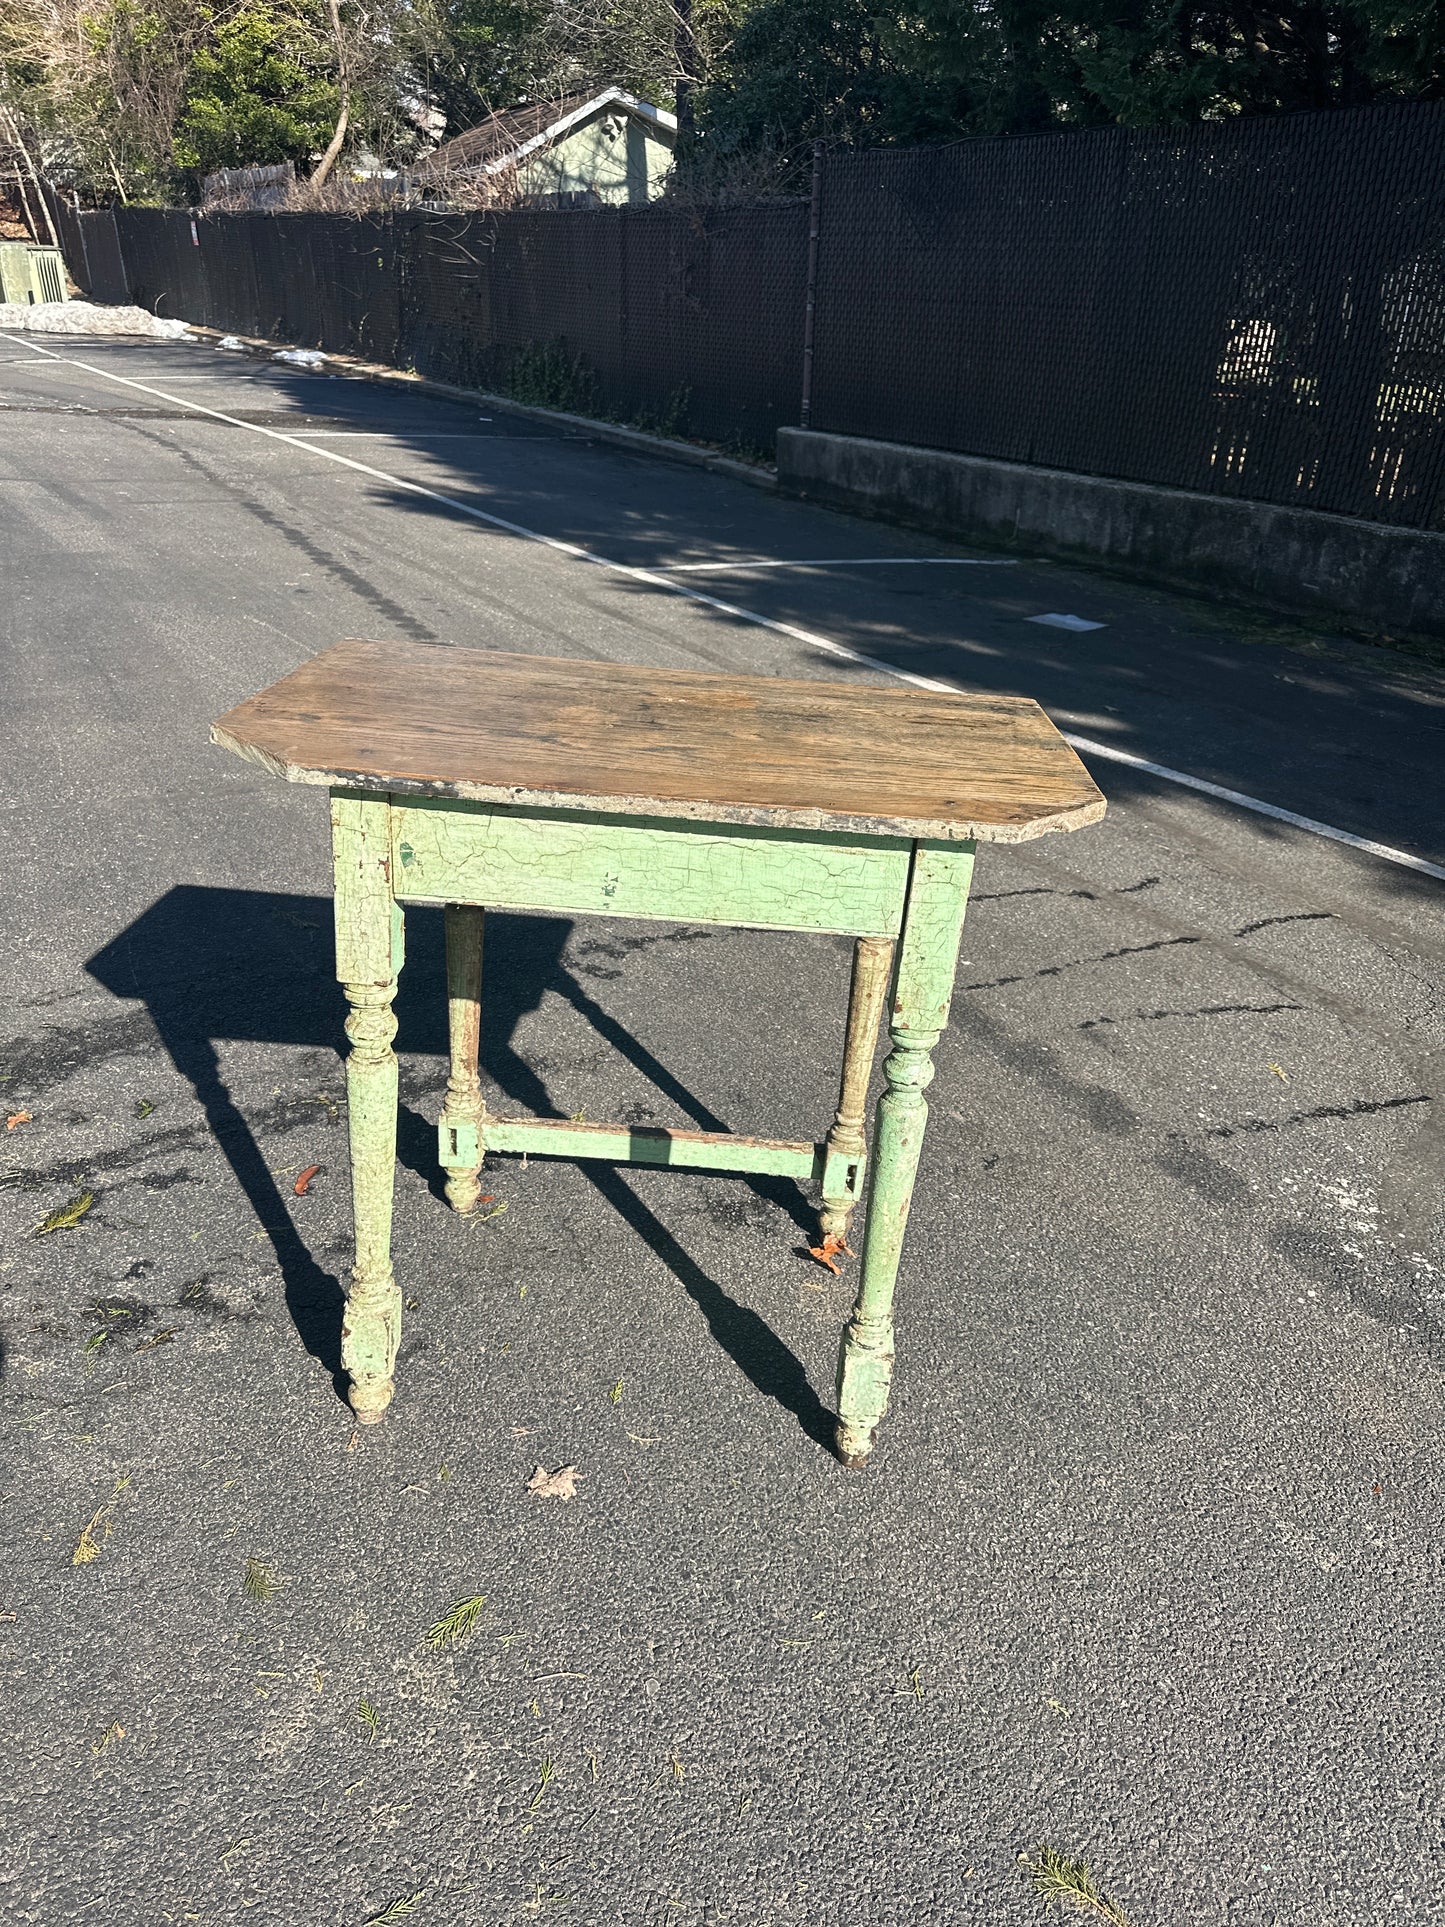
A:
212;640;1105;843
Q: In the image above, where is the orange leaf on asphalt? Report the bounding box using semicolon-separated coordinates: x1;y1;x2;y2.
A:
806;1232;854;1275
6;1111;32;1131
294;1164;322;1196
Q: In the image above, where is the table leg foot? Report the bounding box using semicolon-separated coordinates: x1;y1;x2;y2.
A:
834;1313;894;1466
818;1200;857;1244
342;1262;401;1422
444;1166;485;1215
349;1379;394;1424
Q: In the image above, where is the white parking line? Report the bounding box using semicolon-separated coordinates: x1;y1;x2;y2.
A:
289;431;499;439
1058;736;1445;881
661;557;1018;571
5;327;1441;886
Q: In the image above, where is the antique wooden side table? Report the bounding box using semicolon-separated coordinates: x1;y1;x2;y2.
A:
212;640;1103;1465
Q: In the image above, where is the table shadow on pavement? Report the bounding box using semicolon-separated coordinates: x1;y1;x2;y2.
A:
85;885;833;1447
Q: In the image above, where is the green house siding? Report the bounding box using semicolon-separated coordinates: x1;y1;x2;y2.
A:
519;111;674;206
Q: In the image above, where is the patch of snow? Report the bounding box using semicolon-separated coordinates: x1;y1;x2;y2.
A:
216;335;248;351
0;300;193;338
273;347;326;368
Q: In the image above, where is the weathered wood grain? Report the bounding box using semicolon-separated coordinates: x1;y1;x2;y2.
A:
213;639;1105;844
820;935;895;1240
441;904;487;1213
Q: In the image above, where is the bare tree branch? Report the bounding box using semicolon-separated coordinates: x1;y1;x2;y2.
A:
310;0;350;189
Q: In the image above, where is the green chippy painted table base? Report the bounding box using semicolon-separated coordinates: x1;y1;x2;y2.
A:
212;642;1104;1465
334;788;973;1466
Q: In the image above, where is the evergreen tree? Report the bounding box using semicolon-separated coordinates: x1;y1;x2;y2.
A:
173;3;339;176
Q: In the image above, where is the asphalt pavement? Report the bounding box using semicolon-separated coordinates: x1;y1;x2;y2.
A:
2;331;1443;1927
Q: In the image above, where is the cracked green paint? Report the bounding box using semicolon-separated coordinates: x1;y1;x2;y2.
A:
332;790;404;1424
835;841;975;1468
391;799;910;936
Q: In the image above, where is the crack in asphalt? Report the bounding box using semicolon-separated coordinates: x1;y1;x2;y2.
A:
963;934;1200;993
1078;1000;1305;1030
1234;911;1337;938
1176;1093;1432;1140
971;874;1160;905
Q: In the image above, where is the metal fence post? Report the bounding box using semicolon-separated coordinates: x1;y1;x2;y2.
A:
800;139;823;428
73;192;93;294
109;207;128;303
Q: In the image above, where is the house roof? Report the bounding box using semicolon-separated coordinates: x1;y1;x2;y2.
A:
416;88;677;180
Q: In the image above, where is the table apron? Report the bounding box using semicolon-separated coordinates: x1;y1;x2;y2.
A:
389;800;911;937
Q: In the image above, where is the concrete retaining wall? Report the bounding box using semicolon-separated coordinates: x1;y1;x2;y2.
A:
776;428;1445;642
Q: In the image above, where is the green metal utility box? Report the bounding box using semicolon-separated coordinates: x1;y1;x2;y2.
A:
0;244;68;305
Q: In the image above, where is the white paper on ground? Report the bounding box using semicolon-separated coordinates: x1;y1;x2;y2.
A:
1027;612;1106;632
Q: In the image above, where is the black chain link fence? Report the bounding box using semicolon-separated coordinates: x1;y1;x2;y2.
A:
811;103;1445;530
61;101;1445;527
77;202;807;455
400;206;810;449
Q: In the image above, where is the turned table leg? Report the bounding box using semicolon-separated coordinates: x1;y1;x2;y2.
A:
332;791;405;1424
820;936;894;1242
835;842;975;1468
342;977;402;1422
439;904;487;1212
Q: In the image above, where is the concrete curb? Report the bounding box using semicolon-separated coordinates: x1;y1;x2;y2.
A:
777;426;1445;645
190;326;777;490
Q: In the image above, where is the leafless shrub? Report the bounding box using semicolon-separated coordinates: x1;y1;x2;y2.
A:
285;171;408;212
662;129;807;207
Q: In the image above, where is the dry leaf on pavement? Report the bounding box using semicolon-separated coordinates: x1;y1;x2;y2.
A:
6;1110;32;1131
72;1506;109;1565
527;1463;581;1501
293;1164;322;1196
806;1233;854;1275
